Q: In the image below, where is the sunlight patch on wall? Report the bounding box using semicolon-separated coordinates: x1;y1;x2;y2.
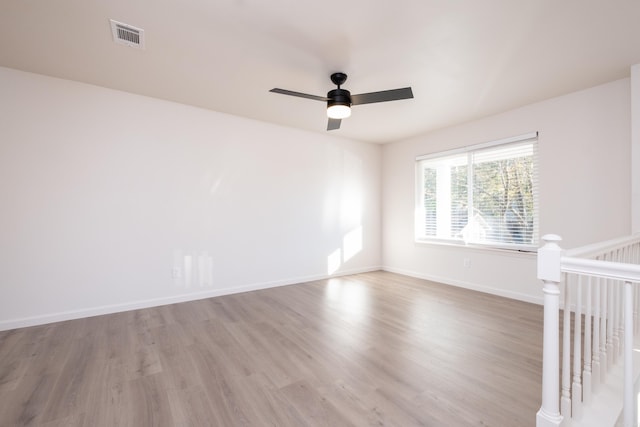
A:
327;248;342;275
343;226;363;262
323;146;366;276
327;226;364;275
173;250;213;288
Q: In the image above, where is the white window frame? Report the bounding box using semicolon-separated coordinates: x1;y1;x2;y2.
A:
415;132;539;252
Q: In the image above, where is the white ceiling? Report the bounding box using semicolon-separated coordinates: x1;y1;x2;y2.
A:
1;0;639;144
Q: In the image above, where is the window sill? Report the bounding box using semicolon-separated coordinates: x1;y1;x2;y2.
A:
414;238;538;257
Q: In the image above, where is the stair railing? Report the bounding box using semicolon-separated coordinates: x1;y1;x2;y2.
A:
537;234;640;427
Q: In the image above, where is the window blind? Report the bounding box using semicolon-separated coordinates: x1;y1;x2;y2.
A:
416;132;539;250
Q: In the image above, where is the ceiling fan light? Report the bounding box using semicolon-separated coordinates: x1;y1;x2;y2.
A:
327;88;352;119
327;104;351;119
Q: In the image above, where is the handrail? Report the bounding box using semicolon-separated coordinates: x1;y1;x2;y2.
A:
561;256;640;282
565;233;640;258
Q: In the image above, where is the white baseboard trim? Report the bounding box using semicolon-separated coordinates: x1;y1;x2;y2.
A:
0;266;381;331
381;266;543;305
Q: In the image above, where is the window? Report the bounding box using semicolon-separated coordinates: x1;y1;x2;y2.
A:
415;132;538;250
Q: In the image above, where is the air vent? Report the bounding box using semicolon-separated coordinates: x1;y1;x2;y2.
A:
110;20;145;49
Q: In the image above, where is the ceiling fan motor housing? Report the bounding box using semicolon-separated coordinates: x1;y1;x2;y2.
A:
327;88;351;108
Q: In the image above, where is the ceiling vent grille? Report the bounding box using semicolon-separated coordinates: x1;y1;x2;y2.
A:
110;20;145;49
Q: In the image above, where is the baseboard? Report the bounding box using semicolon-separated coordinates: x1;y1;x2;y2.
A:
381;266;543;305
0;266;382;331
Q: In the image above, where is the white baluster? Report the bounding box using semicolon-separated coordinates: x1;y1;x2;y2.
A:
593;275;601;392
612;249;622;362
617;247;630;357
562;275;572;418
606;252;614;371
583;275;592;405
601;272;608;383
536;234;564;427
623;281;635;427
613;280;624;364
572;274;583;419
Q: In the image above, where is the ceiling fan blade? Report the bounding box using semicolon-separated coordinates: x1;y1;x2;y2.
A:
327;118;341;131
351;87;413;106
269;88;328;102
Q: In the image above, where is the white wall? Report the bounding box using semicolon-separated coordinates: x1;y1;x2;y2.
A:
0;66;382;330
382;78;631;303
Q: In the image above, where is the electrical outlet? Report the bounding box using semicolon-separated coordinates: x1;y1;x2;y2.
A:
172;267;182;279
463;258;471;268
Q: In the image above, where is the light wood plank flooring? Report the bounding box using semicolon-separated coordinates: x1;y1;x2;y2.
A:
0;271;543;426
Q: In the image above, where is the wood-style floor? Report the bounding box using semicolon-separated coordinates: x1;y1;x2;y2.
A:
0;271;544;426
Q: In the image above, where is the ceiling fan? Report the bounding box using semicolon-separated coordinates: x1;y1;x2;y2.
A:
269;72;414;131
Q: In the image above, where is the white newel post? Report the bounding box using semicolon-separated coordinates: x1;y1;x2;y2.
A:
537;234;564;427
